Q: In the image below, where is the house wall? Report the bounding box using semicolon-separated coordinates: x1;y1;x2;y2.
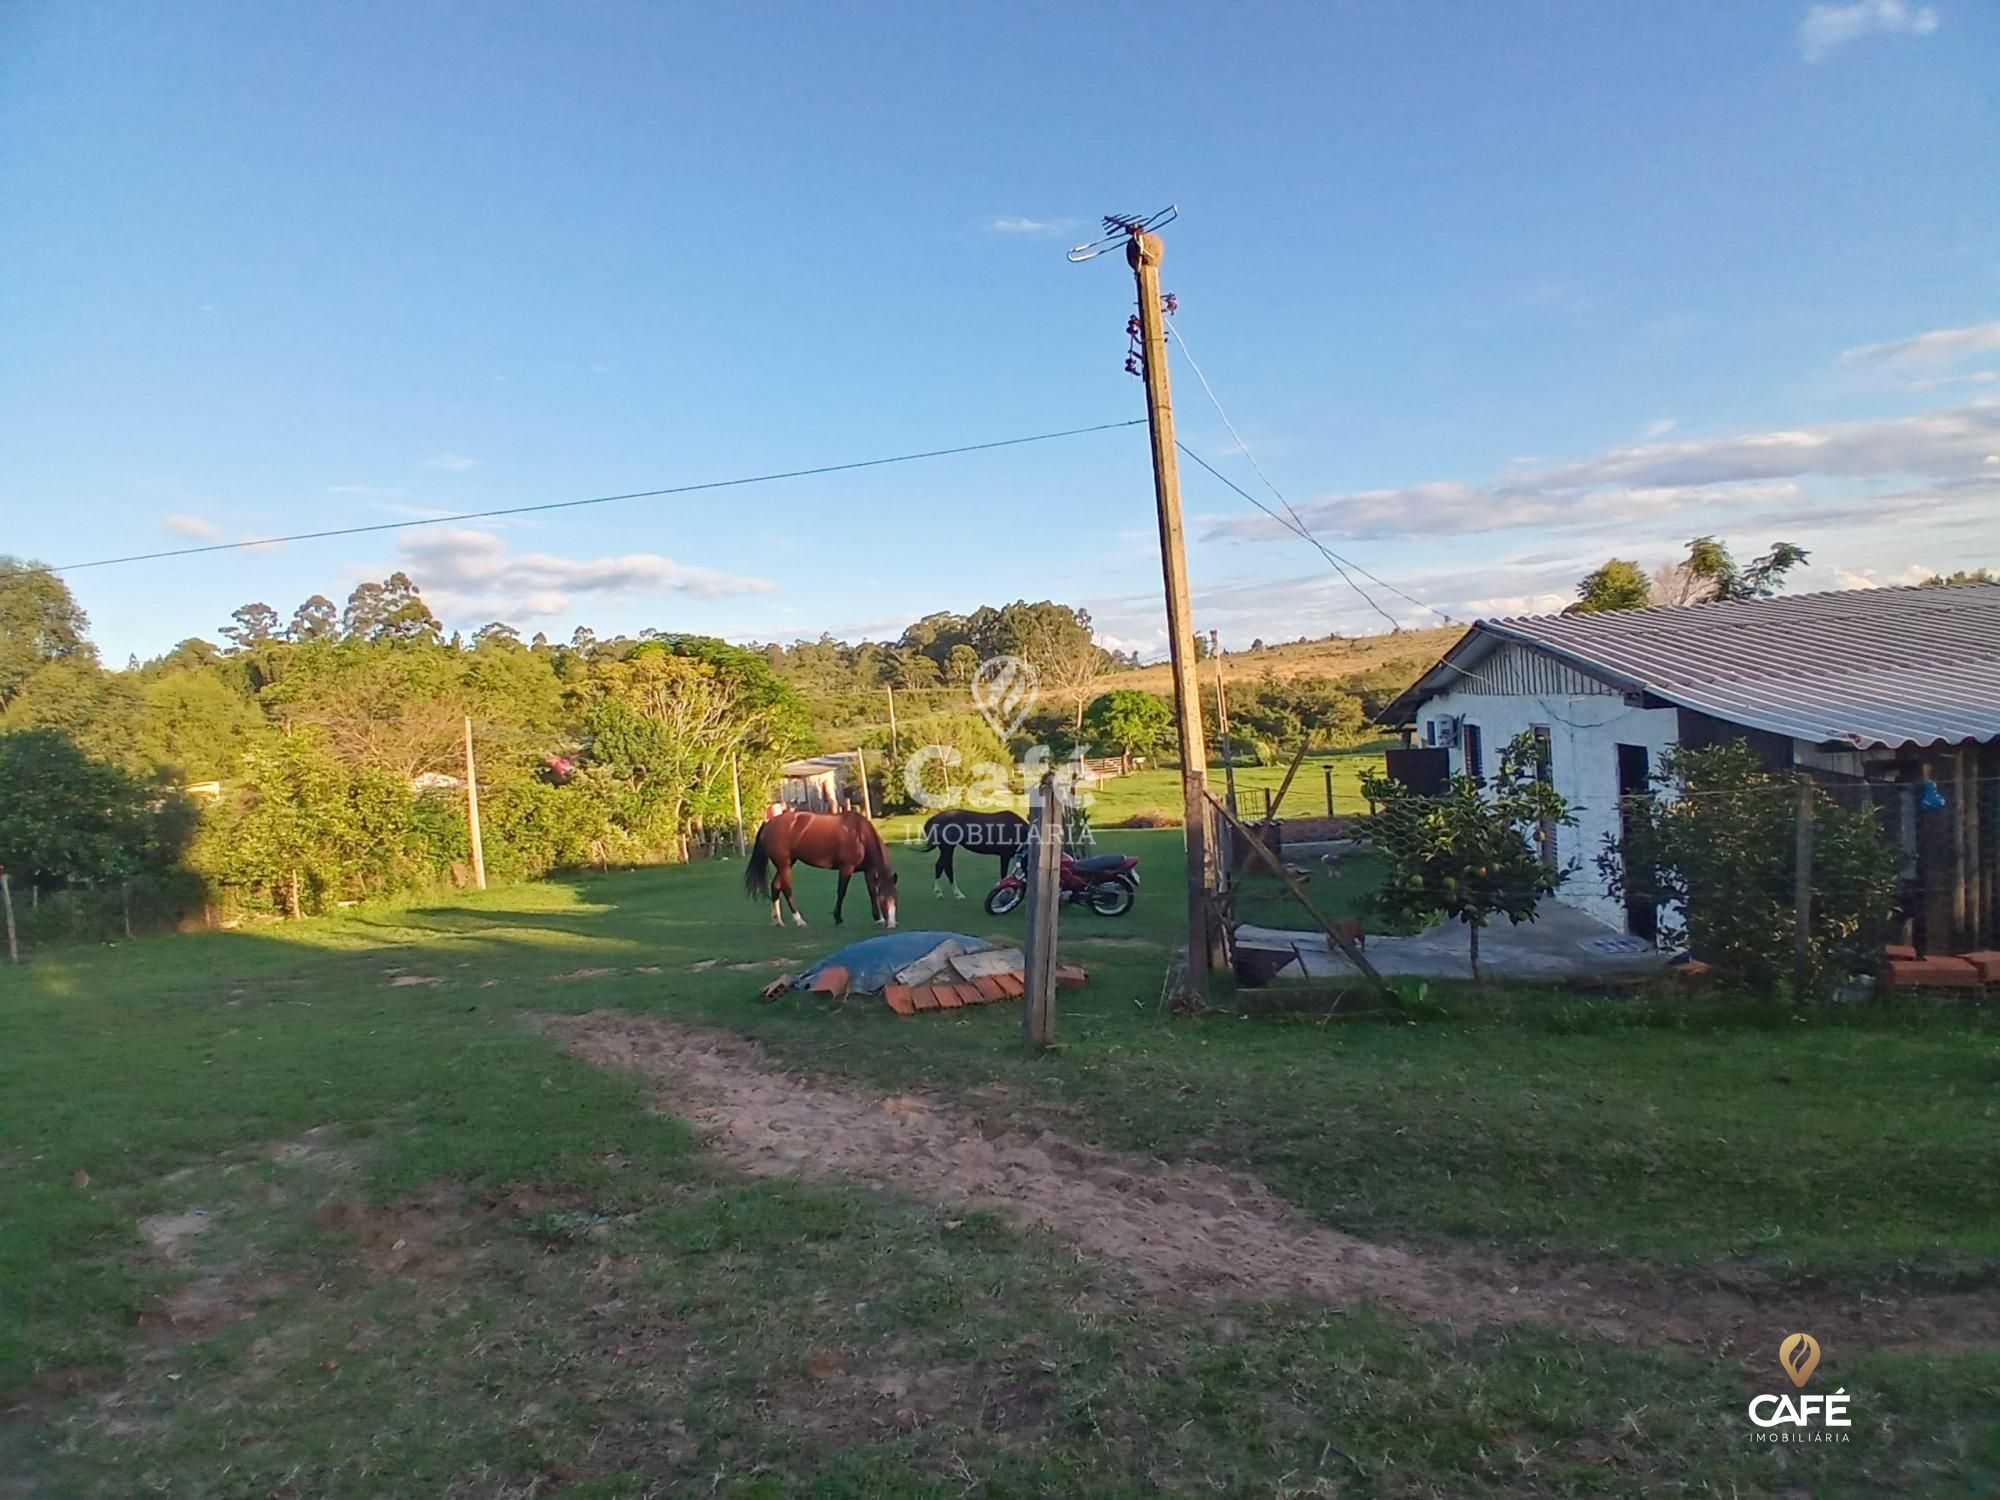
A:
1418;680;1679;930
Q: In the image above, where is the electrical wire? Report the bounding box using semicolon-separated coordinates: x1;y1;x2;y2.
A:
1160;316;1628;730
54;419;1149;573
1164;316;1453;631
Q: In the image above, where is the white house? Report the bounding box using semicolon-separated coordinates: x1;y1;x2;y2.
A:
1382;584;2000;944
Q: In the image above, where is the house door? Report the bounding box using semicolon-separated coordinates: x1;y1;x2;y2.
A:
1616;743;1657;940
1531;725;1557;871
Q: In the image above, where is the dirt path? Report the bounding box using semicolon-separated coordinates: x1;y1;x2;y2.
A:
542;1011;2000;1358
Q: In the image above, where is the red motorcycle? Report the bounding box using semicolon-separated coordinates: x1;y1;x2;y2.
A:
985;849;1140;917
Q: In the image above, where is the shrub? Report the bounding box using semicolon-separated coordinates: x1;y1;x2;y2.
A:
1598;743;1900;998
1361;731;1572;980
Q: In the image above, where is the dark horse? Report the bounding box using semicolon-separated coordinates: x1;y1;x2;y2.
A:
745;811;898;928
921;809;1030;899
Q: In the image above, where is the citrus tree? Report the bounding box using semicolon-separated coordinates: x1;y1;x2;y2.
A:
1361;731;1571;979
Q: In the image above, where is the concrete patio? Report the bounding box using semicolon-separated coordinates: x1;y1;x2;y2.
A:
1235;899;1668;983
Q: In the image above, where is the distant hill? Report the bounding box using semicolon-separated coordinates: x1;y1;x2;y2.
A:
1109;625;1462;696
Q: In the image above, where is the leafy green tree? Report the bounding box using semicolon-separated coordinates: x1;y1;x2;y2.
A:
0;729;165;890
200;729;353;917
341;573;440;643
289;594;339;642
0;657;146;770
138;669;264;781
1082;689;1171;772
472;621;521;647
0;557;94;707
945;643;981;686
1661;537;1809;605
1598;743;1899;998
1922;567;1996;586
1570;558;1652;613
868;712;1011;814
1362;732;1572;979
222;602;283;650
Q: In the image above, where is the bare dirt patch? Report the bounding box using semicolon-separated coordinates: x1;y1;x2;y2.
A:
542;1011;2000;1359
311;1179;472;1276
136;1210;213;1261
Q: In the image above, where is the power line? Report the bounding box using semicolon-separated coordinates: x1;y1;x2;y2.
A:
1163;316;1455;632
54;419;1148;573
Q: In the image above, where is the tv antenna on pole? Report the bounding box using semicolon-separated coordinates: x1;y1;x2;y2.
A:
1068;203;1218;1007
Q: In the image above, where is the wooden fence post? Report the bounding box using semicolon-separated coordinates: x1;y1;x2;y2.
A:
1794;775;1815;1004
1;869;16;963
1325;764;1334;816
1021;773;1062;1048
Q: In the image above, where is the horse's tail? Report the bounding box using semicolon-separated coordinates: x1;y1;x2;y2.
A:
744;826;771;899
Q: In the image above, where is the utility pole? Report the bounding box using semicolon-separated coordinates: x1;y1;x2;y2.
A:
886;684;899;758
853;747;873;820
1128;226;1217;1001
730;753;747;857
462;716;487;891
1212;629;1237;815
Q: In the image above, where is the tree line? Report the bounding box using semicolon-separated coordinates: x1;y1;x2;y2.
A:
0;559;809;937
0;559;1415;941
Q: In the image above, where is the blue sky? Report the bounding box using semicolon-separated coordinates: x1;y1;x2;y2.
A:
3;1;1995;664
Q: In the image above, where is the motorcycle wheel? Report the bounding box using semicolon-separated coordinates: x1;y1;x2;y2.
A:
1086;882;1134;917
985;884;1025;916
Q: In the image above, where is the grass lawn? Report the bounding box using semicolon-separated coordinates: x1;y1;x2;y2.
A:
873;745;1388;843
4;835;1997;1496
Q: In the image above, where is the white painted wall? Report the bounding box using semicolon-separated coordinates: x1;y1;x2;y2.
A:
1417;686;1679;930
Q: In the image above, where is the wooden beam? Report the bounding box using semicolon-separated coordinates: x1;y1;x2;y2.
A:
1207;792;1394;999
1269;739;1310;820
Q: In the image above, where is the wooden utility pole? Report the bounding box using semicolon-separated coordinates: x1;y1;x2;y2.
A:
1794;775;1815;1003
1212;629;1238;815
462;716;487;891
1021;773;1063;1048
853;748;873;819
730;754;747;857
1129;228;1216;1002
886;685;899;758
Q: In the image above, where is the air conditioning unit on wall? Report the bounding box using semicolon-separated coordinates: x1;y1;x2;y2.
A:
1424;714;1461;749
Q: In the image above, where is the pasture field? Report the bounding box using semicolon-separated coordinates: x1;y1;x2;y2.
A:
3;835;1997;1497
873;744;1389;843
1107;628;1462;698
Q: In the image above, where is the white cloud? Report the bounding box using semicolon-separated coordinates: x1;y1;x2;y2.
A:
1904;370;2000;392
1519;398;2000;490
1832;563;1934;589
1838;319;2000;366
390;527;775;623
1799;0;1938;61
1205;478;1804;543
988;216;1075;236
162;513;221;541
1639;417;1679;440
425;453;478;472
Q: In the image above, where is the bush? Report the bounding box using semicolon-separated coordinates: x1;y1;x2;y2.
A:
1598;743;1900;998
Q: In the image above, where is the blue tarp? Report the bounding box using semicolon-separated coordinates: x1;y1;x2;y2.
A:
794;931;995;993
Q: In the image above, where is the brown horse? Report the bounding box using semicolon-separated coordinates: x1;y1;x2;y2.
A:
745;811;899;928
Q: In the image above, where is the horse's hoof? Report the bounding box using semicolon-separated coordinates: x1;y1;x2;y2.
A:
953;889;965;900
792;914;808;927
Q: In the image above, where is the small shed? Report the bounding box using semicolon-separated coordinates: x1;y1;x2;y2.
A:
779;754;860;813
